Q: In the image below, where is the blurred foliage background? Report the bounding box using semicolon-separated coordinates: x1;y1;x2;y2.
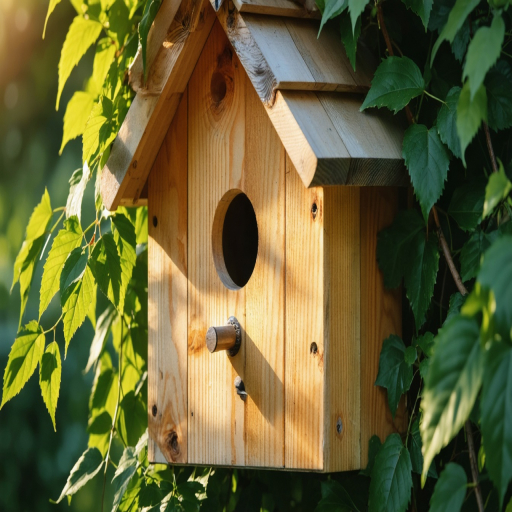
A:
0;0;112;509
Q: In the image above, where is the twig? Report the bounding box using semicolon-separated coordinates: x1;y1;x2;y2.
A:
483;121;498;173
466;420;485;512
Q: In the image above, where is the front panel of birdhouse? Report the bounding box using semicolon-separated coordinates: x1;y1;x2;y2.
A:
147;20;406;472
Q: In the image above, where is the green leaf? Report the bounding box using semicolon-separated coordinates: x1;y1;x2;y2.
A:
108;0;132;48
429;463;467;511
316;481;357;512
403;124;450;223
85;304;116;373
446;292;465;321
40;217;83;319
319;0;347;34
416;332;435;357
39;341;61;431
478;236;512;330
66;164;91;222
436;86;462;159
56;16;102;110
339;13;360;71
462;15;505;101
60;247;88;293
401;0;433;28
404;232;439;330
88;410;112;456
375;335;413;418
451;19;470;62
22;188;53;246
43;0;62;38
90;233;123;310
82;96;115;165
361;57;424;114
348;0;368;33
456;81;487;165
431;0;480;64
481;341;512;507
483;164;512;218
56;447;104;503
404;346;417;365
89;38;117;95
60;91;95;154
486;61;512;131
139;0;162;80
459;229;497;282
1;321;45;408
112;446;139;512
377;210;425;288
117;390;146;447
447;178;485;231
361;435;382;477
421;315;483;481
408;419;437;478
368;434;412;512
90;357;118;419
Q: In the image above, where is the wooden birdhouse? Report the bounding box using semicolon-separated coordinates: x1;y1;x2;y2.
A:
100;0;407;472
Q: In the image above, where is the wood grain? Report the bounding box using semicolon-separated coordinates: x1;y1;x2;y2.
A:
323;186;361;472
360;187;407;466
233;0;320;18
148;90;188;464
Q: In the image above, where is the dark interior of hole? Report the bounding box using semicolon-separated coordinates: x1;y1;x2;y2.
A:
222;193;258;288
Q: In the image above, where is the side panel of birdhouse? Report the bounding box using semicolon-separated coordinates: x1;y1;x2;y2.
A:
148;90;189;464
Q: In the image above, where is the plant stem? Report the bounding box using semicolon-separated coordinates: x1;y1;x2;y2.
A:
483;121;498;173
466;420;485;512
423;90;446;105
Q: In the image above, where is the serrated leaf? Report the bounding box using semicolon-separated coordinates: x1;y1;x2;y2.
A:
421;315;483;481
447;178;485;231
43;0;62;38
483;164;512;218
361;57;424;113
66;164;91;222
456;81;487;165
348;0;368;33
431;0;480;64
57;16;102;110
460;228;497;282
481;342;512;507
319;0;347;34
88;410;112;456
486;61;512;131
462;15;505;101
39;341;61;431
437;86;462;158
340;13;360;71
60;91;95;154
408;418;437;478
1;321;45;408
139;0;162;80
117;391;146;447
401;0;433;28
315;480;356;512
89;38;117;95
375;335;413;418
361;435;382;477
429;463;466;511
478;236;512;330
60;247;88;293
369;434;412;512
446;292;465;321
90;361;118;419
112;446;139;512
83;96;115;165
85;304;117;373
377;210;425;289
108;0;132;48
404;346;417;365
403;124;450;223
404;232;439;330
451;18;470;62
56;447;104;503
40;217;83;318
416;332;435;357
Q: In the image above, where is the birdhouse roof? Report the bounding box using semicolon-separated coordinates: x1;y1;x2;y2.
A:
100;0;406;211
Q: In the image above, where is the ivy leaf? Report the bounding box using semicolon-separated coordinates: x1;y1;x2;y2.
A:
82;96;115;165
139;0;162;80
451;19;470;62
39;217;82;319
446;292;465;322
456;81;487;165
361;57;424;113
481;341;512;507
478;236;512;330
431;0;480;64
85;304;116;373
112;446;139;512
26;188;53;241
90;355;118;418
87;410;112;456
56;16;102;110
403;124;450;223
347;0;367;34
60;247;88;293
66;163;91;222
408;418;437;478
39;341;61;431
361;435;382;477
117;391;146;447
90;38;117;95
436;87;462;159
462;15;505;101
404;232;439;330
316;480;358;512
421;315;483;482
369;434;412;512
375;335;413;418
43;0;62;38
415;332;435;357
1;321;45;408
340;13;360;71
482;164;512;218
401;0;433;29
377;210;425;289
319;0;347;34
55;447;104;503
429;463;467;512
448;178;485;231
90;233;123;311
486;61;512;131
60;91;95;154
459;229;497;282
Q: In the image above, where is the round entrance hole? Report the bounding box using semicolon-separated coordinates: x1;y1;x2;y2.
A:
212;190;258;290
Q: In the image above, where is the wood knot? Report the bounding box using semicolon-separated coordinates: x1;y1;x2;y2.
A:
152;404;158;417
166;430;180;458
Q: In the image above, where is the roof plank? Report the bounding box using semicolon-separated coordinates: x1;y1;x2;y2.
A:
233;0;320;18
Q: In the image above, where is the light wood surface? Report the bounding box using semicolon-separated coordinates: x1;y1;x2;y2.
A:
148;91;188;464
233;0;320;18
360;187;407;465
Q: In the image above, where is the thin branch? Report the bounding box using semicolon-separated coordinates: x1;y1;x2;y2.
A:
466;420;485;512
483;121;498;173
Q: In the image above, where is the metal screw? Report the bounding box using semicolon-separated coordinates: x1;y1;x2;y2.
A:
336;417;343;434
310;342;318;355
311;203;318;219
234;376;248;401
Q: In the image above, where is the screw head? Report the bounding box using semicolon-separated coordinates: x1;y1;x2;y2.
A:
336;417;343;434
